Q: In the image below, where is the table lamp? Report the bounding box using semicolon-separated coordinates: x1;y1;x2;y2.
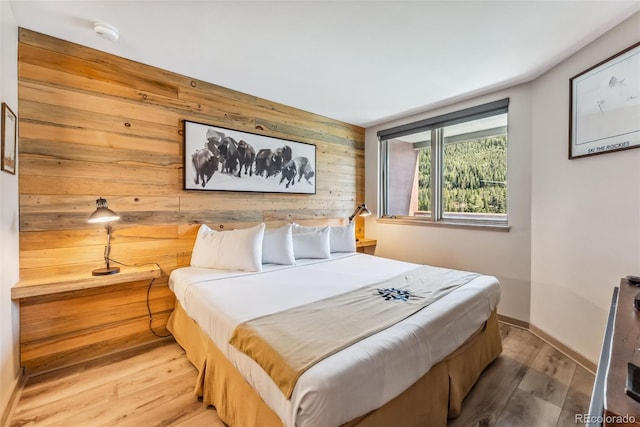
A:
88;197;120;276
349;203;372;223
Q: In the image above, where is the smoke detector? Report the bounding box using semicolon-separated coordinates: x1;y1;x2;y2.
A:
94;22;119;41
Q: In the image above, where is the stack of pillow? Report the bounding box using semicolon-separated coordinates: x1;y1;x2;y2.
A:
190;222;357;272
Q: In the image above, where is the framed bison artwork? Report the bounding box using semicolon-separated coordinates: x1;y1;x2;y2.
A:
184;120;316;194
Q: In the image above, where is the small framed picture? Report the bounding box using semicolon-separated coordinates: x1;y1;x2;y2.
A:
569;42;640;159
1;102;17;175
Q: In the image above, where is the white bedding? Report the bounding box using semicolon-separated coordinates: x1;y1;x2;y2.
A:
169;253;500;427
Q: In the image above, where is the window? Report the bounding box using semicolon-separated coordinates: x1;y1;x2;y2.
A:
379;99;508;227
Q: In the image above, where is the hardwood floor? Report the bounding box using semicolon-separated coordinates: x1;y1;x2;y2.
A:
7;323;594;427
450;324;594;427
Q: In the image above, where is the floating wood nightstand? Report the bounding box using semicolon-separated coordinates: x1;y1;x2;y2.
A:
356;238;377;255
12;264;169;374
12;264;161;299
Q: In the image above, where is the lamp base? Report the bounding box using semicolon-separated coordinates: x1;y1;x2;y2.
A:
92;266;120;276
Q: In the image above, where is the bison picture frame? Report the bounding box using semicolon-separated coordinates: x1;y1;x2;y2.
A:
184;120;316;194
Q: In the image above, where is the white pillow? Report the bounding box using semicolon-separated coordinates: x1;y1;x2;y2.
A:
292;223;356;253
329;223;356;252
292;226;331;259
190;223;265;271
262;224;295;265
291;223;315;233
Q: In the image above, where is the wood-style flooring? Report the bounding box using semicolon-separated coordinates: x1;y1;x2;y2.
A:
7;323;594;427
450;324;594;427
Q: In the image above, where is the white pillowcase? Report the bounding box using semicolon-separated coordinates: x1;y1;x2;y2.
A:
292;223;356;253
328;223;356;252
190;223;265;271
292;223;313;234
292;226;331;259
262;224;295;265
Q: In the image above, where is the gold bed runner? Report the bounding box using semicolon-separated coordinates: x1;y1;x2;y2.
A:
229;266;480;399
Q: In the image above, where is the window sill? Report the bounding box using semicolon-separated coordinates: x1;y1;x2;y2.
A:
377;216;510;232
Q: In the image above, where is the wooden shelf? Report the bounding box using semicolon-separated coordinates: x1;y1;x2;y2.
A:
13;262;167;374
12;264;161;300
356;238;377;248
356;238;377;254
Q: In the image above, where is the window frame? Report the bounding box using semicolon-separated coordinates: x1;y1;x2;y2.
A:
378;98;510;230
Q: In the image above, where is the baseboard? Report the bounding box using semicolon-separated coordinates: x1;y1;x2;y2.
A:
1;369;25;427
497;314;529;329
497;315;596;374
529;324;597;375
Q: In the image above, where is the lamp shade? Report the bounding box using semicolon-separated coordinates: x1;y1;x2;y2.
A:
358;204;372;217
88;198;120;223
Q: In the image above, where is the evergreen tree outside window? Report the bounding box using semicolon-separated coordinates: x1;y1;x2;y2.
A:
379;99;508;226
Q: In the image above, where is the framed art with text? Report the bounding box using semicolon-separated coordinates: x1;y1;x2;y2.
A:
1;102;17;175
569;42;640;159
184;120;316;194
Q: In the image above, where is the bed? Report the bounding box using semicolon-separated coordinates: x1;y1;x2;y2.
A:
166;223;502;427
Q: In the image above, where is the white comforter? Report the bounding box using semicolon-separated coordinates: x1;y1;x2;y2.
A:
169;253;500;427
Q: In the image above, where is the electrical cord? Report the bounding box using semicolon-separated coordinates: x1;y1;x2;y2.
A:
109;258;172;338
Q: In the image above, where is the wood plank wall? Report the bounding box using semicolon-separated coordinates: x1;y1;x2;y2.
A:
16;29;364;372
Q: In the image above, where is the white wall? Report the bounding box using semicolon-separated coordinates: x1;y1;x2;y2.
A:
366;11;640;365
530;12;640;364
0;0;20;416
365;84;533;323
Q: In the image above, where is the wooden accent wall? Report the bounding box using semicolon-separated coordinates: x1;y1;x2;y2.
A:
16;29;364;372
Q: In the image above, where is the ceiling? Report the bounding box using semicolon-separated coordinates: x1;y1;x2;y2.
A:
8;0;640;128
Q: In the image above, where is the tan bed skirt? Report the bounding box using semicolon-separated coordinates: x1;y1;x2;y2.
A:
167;300;502;427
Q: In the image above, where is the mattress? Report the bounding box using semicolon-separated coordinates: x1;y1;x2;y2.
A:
169;253;501;427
